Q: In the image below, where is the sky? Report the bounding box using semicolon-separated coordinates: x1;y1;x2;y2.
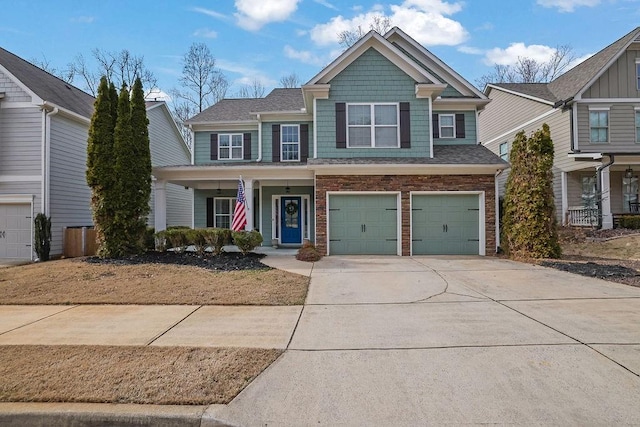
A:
2;0;640;100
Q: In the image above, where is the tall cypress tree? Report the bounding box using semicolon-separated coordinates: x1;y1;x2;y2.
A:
502;123;560;259
129;78;152;249
86;77;116;256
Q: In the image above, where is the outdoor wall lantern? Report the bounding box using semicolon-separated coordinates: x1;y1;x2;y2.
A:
625;166;634;179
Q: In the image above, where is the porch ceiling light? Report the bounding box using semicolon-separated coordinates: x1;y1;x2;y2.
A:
285;181;290;194
626;166;634;179
216;181;222;195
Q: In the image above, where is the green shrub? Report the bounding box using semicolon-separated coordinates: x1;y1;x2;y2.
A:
142;227;155;252
154;230;167;252
232;230;263;255
34;213;52;262
186;229;208;256
618;215;640;229
296;241;322;262
164;229;189;253
167;225;190;230
203;228;232;255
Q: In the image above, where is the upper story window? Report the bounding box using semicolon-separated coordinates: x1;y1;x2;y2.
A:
281;125;300;161
439;114;455;138
219;134;243;159
589;108;609;143
499;142;509;161
347;103;399;148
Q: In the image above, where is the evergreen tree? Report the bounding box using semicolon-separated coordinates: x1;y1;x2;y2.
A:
502;123;561;259
86;77;116;256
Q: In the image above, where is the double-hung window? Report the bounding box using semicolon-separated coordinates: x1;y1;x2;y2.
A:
589;108;609;143
499;142;509;161
215;198;236;229
281;125;300;161
439;114;455;138
581;176;597;209
218;134;243;159
347;103;399;148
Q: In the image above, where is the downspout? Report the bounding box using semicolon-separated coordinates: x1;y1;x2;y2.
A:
256;114;262;162
596;155;614;229
495;169;503;252
40;103;59;216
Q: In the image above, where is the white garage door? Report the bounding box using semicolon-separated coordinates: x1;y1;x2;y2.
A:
0;204;32;260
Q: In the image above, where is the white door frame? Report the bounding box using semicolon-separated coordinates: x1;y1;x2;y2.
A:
272;194;311;245
409;191;485;256
326;191;402;256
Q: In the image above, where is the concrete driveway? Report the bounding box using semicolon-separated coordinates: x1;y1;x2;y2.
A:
207;256;640;426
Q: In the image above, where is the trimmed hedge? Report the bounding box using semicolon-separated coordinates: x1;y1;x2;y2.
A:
232;230;264;255
296;241;322;262
154;228;260;255
618;215;640;229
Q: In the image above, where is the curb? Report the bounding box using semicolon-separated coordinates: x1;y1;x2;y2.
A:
0;403;233;427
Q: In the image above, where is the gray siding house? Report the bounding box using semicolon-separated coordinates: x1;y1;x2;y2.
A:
154;28;508;256
0;48;191;261
479;27;640;230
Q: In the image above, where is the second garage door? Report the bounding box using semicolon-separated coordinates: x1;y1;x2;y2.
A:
412;194;480;255
328;194;398;255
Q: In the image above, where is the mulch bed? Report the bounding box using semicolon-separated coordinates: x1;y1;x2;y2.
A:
540;260;640;281
85;251;270;271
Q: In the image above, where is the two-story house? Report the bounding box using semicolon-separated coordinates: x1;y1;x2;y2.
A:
153;28;508;256
480;27;640;230
0;47;191;261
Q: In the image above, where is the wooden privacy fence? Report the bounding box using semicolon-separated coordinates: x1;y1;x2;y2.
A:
63;227;98;257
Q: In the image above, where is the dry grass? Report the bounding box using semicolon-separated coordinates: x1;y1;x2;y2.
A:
562;235;640;260
0;346;281;405
0;258;308;305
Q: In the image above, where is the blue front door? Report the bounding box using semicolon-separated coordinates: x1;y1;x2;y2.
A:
281;197;302;244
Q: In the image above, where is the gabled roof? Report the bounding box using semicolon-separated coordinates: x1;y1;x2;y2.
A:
486;27;640;104
0;47;95;118
187;88;304;124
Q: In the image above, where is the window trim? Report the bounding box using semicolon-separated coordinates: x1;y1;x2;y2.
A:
214;197;237;229
346;102;400;148
499;142;509;161
218;134;244;160
438;113;456;139
280;124;300;162
588;107;609;144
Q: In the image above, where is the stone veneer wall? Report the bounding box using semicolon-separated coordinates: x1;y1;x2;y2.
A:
315;174;496;256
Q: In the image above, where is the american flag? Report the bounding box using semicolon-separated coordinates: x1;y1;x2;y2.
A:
231;178;247;231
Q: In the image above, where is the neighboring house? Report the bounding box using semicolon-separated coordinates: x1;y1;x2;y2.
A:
0;47;191;261
480;27;640;230
153;28;507;256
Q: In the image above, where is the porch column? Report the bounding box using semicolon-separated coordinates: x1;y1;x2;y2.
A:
561;171;568;226
244;179;254;231
154;179;167;232
601;168;613;229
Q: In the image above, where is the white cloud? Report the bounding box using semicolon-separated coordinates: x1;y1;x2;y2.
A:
193;28;218;38
458;46;484;55
190;7;229;20
536;0;600;12
234;0;301;31
217;59;277;89
308;0;467;47
314;0;339;10
284;45;327;66
483;42;558;66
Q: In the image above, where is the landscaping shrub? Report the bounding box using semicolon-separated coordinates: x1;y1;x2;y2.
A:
296;241;322;262
232;230;263;255
186;229;208;256
34;213;52;262
142;227;155;252
618;216;640;229
164;229;189;253
204;228;232;255
154;230;167;252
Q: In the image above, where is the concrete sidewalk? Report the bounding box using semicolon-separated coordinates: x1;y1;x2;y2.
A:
2;255;640;426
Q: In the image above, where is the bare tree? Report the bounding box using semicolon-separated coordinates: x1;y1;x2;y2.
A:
279;73;301;88
31;55;75;83
338;15;392;49
476;45;576;89
237;79;266;98
69;49;157;96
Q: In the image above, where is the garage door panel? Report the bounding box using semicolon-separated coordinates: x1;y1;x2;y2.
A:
0;204;32;260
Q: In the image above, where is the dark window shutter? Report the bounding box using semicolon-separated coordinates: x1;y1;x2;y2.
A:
300;124;309;161
336;102;346;149
210;133;218;160
243;133;251;160
206;197;214;227
456;114;465;138
272;124;281;162
399;102;411;148
432;114;439;139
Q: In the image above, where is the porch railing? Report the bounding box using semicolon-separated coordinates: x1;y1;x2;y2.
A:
567;206;599;227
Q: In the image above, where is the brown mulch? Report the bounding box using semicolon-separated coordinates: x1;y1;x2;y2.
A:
0;346;281;405
0;256;309;305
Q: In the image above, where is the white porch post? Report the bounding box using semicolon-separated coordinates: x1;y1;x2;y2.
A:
561;171;568;226
245;179;254;231
601;168;613;229
154;179;167;232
